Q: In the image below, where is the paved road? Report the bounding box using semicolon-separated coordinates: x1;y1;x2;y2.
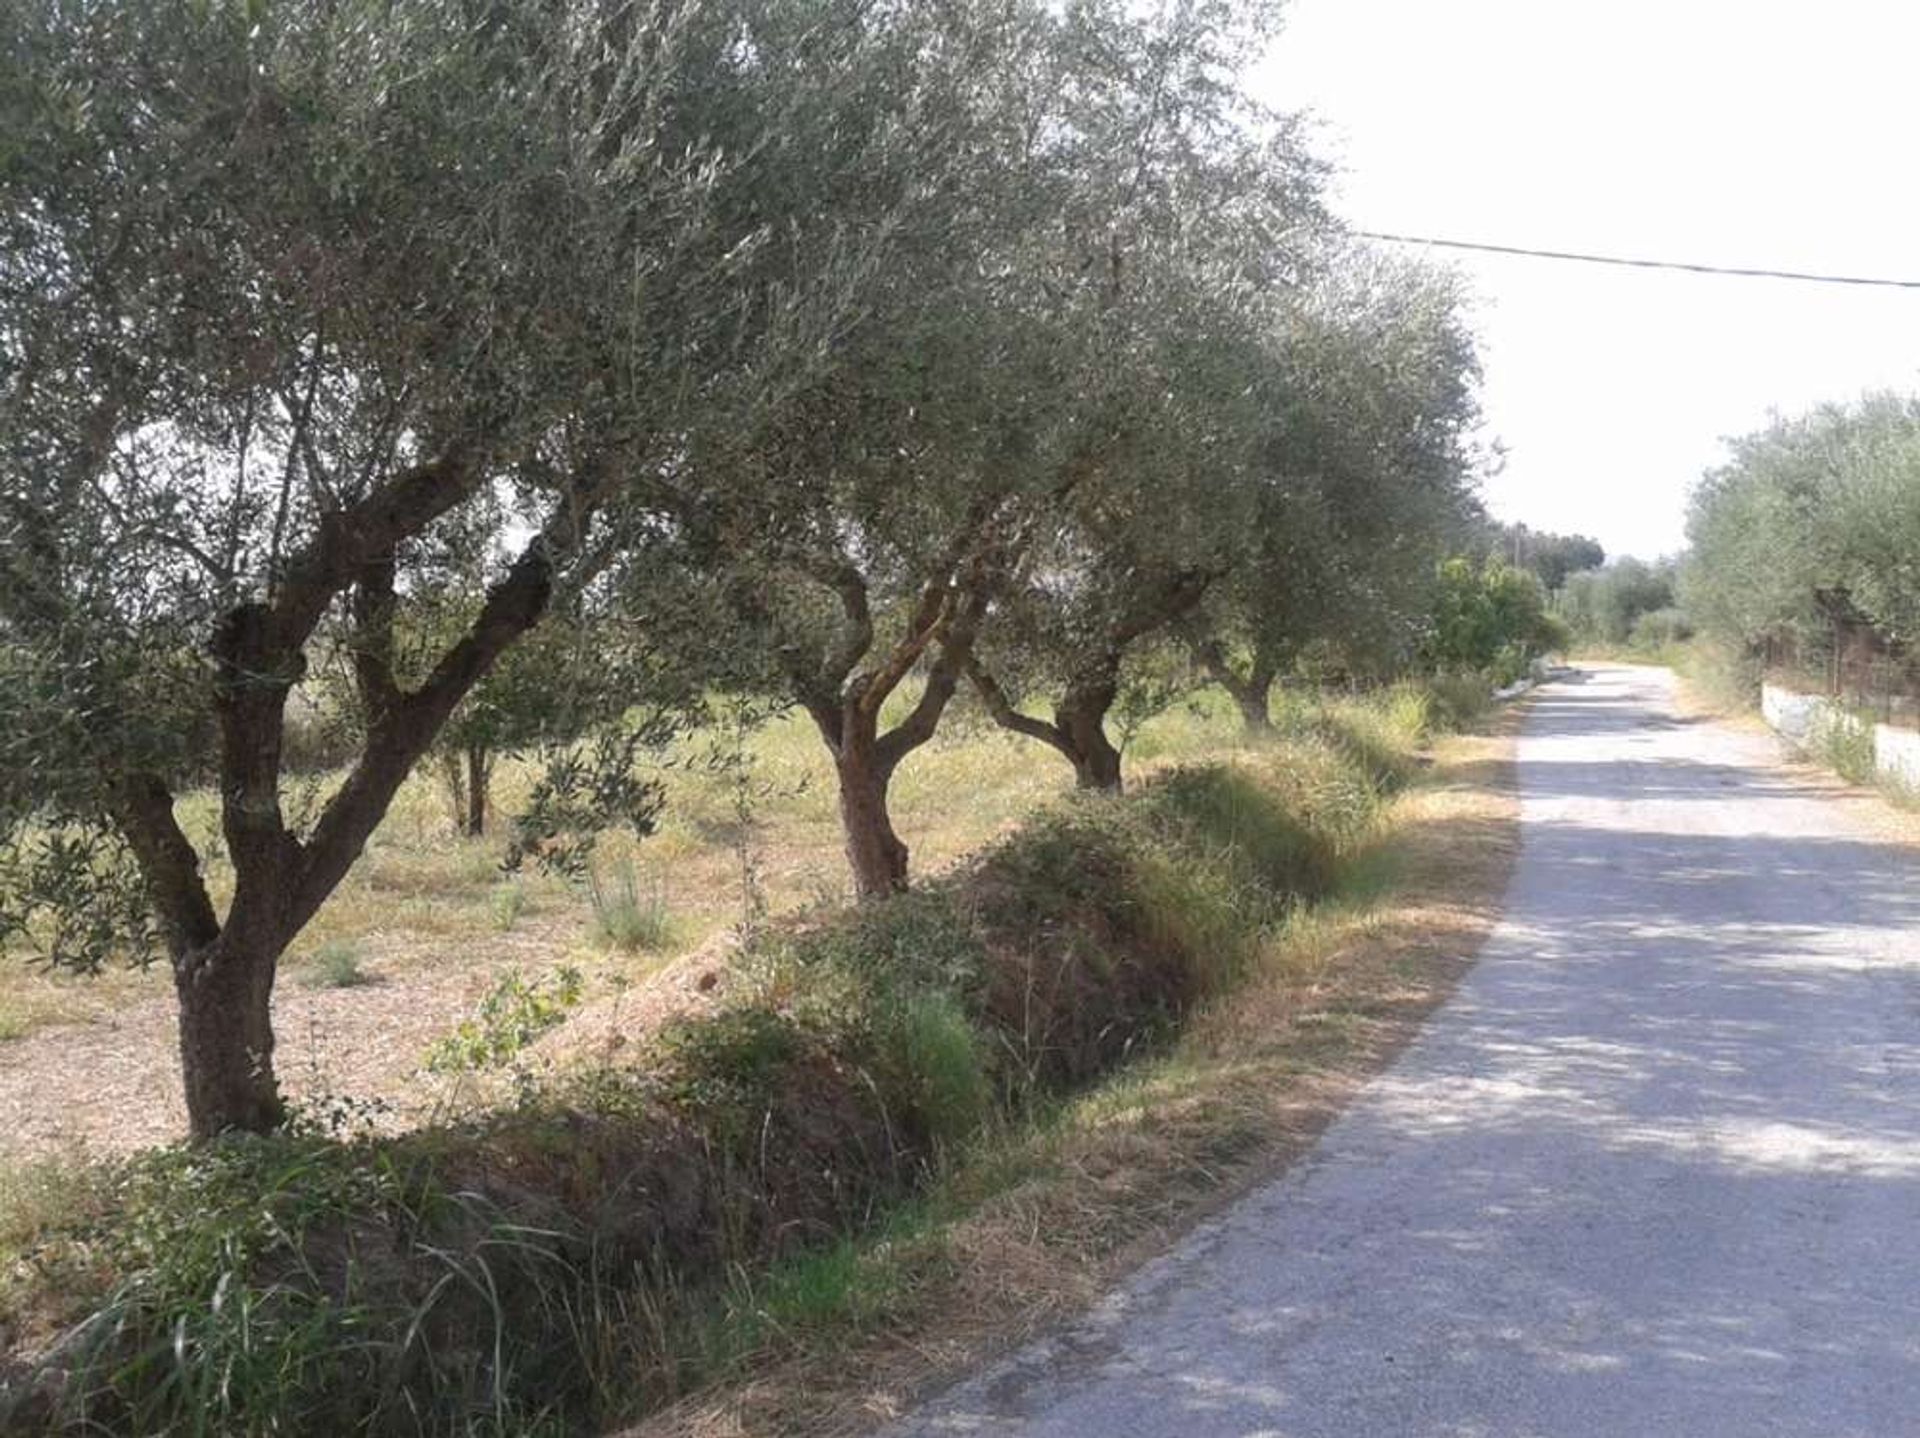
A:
887;666;1920;1437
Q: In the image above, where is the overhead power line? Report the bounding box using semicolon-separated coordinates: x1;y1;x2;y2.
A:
1355;230;1920;290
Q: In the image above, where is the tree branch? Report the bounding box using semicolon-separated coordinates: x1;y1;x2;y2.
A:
963;653;1073;757
287;483;599;932
109;772;221;959
875;584;991;771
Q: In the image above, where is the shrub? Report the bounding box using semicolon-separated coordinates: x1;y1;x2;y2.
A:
1630;606;1693;649
1811;706;1877;785
3;694;1422;1436
1425;672;1491;731
489;881;526;933
298;940;373;990
423;967;585;1074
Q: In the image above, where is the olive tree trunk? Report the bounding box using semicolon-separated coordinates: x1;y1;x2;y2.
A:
965;658;1127;793
174;938;286;1139
833;738;910;899
465;744;491;837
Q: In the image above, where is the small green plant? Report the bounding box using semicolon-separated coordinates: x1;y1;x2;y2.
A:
1812;707;1877;784
423;966;585;1074
300;940;373;990
489;881;527;933
587;861;673;952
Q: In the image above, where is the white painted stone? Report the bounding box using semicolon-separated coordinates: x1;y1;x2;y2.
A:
1875;722;1920;791
1762;681;1920;791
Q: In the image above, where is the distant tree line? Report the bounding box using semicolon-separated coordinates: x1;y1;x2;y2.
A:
1;0;1498;1138
1556;558;1687;650
1484;522;1605;592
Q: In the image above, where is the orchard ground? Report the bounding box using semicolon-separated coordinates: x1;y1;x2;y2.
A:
2;690;1307;1162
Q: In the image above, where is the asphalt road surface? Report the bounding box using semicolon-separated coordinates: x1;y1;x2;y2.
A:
886;665;1920;1437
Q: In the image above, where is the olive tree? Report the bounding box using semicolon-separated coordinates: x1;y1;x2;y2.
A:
1191;253;1485;731
1685;393;1920;656
683;0;1290;888
0;0;907;1137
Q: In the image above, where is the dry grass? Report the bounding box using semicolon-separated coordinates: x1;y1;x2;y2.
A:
620;708;1524;1438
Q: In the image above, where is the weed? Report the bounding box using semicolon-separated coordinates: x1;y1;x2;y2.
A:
587;861;673;952
423;966;585;1074
299;940;373;990
2;683;1469;1437
490;881;527;932
1812;706;1877;784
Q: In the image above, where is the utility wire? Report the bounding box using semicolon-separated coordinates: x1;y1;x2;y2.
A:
1355;230;1920;290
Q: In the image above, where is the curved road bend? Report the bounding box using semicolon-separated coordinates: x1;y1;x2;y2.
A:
885;665;1920;1437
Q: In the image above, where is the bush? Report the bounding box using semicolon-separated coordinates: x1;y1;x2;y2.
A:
1811;707;1877;785
298;940;373;990
423;967;585;1074
1425;672;1491;731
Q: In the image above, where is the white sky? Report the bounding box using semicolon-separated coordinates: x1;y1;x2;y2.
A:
1256;0;1920;560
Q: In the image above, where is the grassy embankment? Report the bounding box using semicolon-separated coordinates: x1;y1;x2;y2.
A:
0;681;1521;1436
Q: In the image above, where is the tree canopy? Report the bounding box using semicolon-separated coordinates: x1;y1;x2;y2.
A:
0;0;1491;1139
1685;394;1920;657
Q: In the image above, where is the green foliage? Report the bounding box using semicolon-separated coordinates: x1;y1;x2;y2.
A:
422;967;585;1075
0;824;163;974
503;727;668;880
868;992;995;1152
1424;557;1560;678
1629;606;1694;650
2;688;1431;1435
1685;393;1920;655
1424;672;1494;731
299;941;372;991
1488;524;1606;591
488;882;526;934
1141;765;1342;913
1555;558;1682;648
1811;707;1877;785
587;862;673;953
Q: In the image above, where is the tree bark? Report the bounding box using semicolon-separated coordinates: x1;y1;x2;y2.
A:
174;937;285;1140
834;738;909;900
966;657;1126;791
1056;680;1124;792
464;744;490;836
1232;686;1272;733
1195;637;1276;736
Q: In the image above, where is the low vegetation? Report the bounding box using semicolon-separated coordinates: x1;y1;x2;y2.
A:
0;683;1511;1436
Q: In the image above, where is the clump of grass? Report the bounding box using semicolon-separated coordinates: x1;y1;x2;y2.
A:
299;940;373;990
1424;671;1492;731
1811;706;1877;784
587;861;673;952
489;880;527;932
1676;640;1762;713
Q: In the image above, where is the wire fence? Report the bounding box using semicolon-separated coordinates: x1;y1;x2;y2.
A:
1763;636;1920;730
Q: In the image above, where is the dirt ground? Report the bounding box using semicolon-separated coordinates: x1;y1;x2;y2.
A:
0;918;734;1165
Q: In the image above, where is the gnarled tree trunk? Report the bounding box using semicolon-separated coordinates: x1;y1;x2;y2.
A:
967;656;1128;793
174;937;286;1139
1056;678;1124;792
834;736;909;900
1195;637;1277;736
